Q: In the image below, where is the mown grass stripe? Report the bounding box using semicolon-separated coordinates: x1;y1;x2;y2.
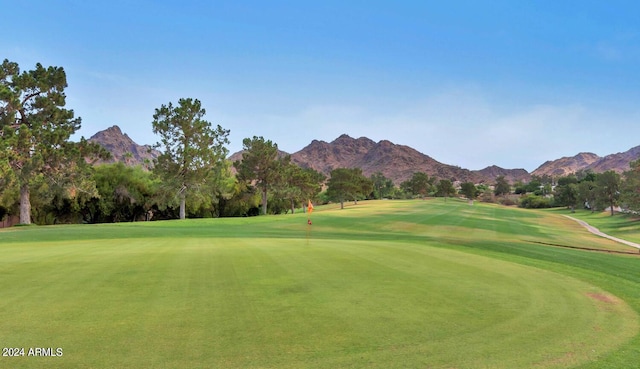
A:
0;200;638;368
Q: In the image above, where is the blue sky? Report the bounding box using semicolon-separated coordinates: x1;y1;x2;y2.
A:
3;1;640;171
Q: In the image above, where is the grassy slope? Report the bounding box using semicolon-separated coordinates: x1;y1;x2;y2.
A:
548;207;640;245
0;200;638;368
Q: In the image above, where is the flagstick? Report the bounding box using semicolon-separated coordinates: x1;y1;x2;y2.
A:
306;200;313;246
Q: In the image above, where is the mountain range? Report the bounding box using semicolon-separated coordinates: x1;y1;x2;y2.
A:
89;126;640;184
531;146;640;178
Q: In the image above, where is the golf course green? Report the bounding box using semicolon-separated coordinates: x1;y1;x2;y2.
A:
1;199;639;368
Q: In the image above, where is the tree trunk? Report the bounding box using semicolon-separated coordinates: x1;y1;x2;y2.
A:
19;183;31;225
340;199;344;209
290;199;295;214
261;189;268;215
610;199;615;216
179;193;186;220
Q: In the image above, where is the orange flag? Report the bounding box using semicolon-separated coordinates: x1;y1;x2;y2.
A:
308;200;314;214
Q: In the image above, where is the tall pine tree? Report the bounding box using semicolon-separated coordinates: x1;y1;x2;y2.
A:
234;136;280;215
0;59;100;224
152;98;229;220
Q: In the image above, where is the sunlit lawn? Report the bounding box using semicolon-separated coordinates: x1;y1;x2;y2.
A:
548;206;640;245
1;200;639;368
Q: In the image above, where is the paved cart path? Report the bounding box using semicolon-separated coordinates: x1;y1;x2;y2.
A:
564;215;640;250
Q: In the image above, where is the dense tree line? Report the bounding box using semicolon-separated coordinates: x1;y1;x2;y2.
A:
515;166;640;216
0;60;328;224
3;60;640;224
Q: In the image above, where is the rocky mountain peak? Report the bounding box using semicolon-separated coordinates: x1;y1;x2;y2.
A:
90;125;127;141
585;146;640;173
531;152;601;177
89;125;160;168
292;135;489;184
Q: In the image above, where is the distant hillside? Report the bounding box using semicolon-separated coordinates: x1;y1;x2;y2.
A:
532;147;640;177
88;127;640;184
473;165;530;184
290;134;481;184
585;145;640;173
531;153;601;177
88;125;160;168
289;135;376;176
228;134;546;184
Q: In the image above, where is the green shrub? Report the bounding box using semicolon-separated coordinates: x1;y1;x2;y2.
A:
519;194;554;208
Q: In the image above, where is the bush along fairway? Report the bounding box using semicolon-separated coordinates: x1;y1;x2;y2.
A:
0;199;639;368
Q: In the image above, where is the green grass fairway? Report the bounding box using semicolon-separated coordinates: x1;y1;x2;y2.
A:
1;200;639;368
548;207;640;246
